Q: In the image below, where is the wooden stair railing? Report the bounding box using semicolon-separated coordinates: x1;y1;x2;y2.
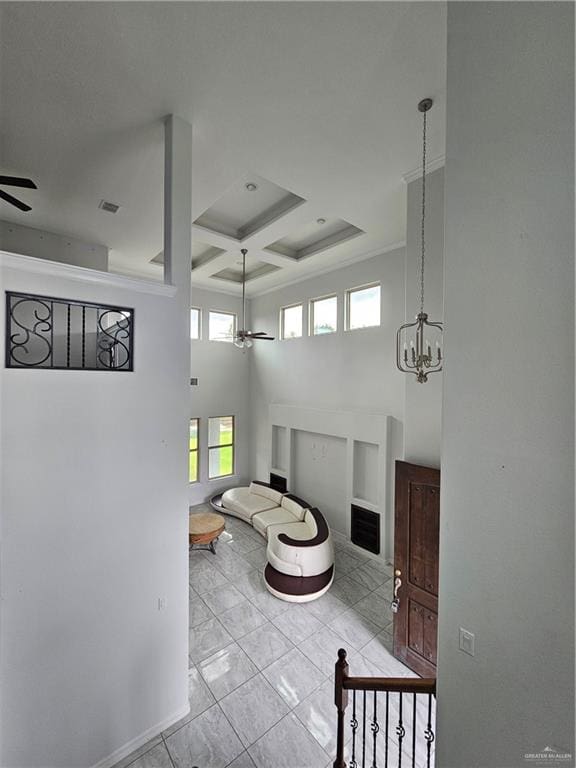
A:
334;649;436;768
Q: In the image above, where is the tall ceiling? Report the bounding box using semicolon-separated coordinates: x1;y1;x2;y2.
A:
0;2;446;296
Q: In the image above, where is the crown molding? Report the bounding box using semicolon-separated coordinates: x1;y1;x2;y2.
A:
250;240;405;299
402;154;445;184
0;251;178;297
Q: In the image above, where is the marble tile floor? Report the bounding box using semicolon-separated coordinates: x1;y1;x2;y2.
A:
115;504;430;768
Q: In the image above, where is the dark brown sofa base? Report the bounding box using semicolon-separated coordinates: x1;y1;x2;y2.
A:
264;563;334;599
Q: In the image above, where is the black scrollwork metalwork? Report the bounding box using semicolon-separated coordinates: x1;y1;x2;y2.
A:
6;292;134;371
371;690;379;768
96;309;132;370
7;296;53;367
425;693;435;768
350;689;359;768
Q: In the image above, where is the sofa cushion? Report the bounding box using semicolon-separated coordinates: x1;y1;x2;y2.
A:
280;493;310;522
267;520;314;541
252;507;301;537
250;481;284;506
222;487;279;521
267;509;334;578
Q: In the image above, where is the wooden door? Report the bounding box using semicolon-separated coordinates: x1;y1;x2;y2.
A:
393;461;440;678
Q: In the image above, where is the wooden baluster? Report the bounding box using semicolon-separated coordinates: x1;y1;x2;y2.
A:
334;648;349;768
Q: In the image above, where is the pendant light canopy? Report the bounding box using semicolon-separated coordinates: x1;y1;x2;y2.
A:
396;98;443;383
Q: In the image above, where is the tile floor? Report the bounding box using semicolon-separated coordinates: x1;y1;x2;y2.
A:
115;505;424;768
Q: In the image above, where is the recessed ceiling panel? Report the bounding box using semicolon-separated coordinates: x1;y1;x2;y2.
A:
194;174;305;240
211;259;280;284
151;240;226;269
265;217;364;261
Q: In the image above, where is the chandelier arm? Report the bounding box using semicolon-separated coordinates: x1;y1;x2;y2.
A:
396;323;422;373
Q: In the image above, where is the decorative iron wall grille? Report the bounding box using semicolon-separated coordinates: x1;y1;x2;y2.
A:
5;292;134;371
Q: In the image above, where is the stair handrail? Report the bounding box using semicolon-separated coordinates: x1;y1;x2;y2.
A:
334;648;436;768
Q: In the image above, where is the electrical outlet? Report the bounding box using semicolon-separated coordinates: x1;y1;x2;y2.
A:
459;627;475;656
158;597;167;611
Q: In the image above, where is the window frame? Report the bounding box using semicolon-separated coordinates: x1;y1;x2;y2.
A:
189;417;200;484
208;309;237;343
190;307;201;340
344;282;381;331
309;293;338;336
279;302;304;340
208;415;235;480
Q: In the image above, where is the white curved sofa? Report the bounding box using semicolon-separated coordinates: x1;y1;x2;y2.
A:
214;482;334;602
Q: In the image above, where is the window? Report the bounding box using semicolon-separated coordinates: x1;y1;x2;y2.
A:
209;311;236;342
189;418;199;483
280;304;303;339
346;284;381;330
208;416;234;479
190;308;200;340
310;295;337;335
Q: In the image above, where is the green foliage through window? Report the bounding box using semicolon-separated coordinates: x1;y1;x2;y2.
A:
189;418;199;483
208;416;235;479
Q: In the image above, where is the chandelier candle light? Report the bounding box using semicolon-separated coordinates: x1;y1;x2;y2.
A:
396;97;443;383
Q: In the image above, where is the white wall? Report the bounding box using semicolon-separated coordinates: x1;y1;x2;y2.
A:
403;167;444;468
0;255;190;767
0;220;109;271
189;286;251;505
437;4;574;765
249;249;406;559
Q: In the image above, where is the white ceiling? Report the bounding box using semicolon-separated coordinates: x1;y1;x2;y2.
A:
0;2;446;296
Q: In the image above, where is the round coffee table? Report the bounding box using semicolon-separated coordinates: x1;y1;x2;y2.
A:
189;512;225;554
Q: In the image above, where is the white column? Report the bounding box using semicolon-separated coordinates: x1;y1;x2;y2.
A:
162;113;193;723
164;114;192;292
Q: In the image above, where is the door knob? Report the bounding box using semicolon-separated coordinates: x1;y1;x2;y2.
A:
391;572;402;613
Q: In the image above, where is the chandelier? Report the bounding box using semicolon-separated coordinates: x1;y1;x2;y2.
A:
396;98;443;383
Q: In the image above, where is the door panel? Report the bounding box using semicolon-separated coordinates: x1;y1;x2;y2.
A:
393;461;440;678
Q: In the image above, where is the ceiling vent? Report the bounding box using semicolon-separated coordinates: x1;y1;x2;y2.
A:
98;199;120;214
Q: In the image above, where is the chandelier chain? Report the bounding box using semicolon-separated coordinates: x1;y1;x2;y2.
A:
420;108;427;315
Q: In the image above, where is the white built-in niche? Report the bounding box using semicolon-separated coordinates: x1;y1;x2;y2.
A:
353;440;379;506
269;405;389;557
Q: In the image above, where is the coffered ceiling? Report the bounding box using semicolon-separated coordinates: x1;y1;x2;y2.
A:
0;2;447;296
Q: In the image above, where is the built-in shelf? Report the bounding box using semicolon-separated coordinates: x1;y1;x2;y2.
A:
352;440;379;505
271;425;288;472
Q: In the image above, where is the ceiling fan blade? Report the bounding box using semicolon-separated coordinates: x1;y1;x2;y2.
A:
253;336;275;341
249;331;270;337
0;189;32;212
0;175;37;189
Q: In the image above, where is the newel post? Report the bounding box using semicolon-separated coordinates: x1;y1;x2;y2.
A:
333;648;349;768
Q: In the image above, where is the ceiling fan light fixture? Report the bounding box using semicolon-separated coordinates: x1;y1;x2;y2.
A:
0;175;37;212
234;248;274;348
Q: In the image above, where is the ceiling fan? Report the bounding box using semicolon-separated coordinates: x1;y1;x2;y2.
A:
0;175;37;212
234;248;274;348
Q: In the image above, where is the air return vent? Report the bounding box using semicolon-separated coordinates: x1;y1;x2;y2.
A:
98;199;120;214
351;504;380;554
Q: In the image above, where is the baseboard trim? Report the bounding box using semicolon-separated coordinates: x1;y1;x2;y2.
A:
91;702;190;768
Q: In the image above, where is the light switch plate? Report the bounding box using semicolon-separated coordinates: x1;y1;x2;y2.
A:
459;627;475;656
